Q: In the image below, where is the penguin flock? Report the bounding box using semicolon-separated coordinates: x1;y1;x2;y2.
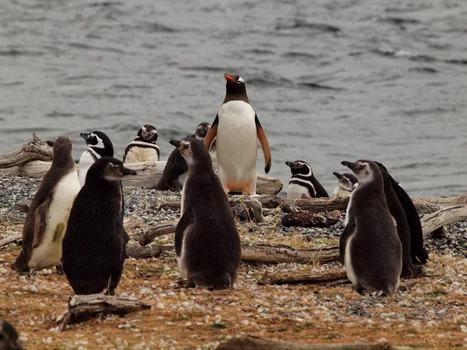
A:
8;72;430;317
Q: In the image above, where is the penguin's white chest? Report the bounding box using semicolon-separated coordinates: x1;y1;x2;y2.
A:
78;150;97;187
29;171;81;270
124;142;160;163
287;181;312;199
216;100;258;191
344;231;358;286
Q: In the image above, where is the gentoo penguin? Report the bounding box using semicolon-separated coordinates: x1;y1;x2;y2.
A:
155;140;189;192
78;131;114;187
374;162;429;265
0;320;22;350
11;136;80;275
62;157;136;295
285;160;328;199
123;124;160;163
203;73;272;195
340;160;402;295
175;138;241;289
372;162;423;279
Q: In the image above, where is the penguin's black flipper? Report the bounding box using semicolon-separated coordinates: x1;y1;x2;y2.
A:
339;214;356;265
203;115;218;150
175;208;193;257
32;197;51;248
255;114;272;174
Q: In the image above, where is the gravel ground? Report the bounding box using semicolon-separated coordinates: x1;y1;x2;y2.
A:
0;175;466;349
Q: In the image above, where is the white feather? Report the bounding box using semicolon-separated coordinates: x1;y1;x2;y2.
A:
78;150;98;187
216;100;258;194
29;171;81;270
287;183;311;199
124;142;160;163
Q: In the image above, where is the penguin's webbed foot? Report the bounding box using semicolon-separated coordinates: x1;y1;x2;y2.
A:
185;281;196;289
56;264;64;275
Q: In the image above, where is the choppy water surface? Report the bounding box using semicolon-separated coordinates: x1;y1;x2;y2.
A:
1;0;466;196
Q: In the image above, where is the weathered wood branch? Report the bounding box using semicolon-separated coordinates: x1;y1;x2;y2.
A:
127;243;174;259
421;205;467;237
0;133;53;168
0;234;22;247
139;221;178;246
216;336;426;350
241;243;339;264
282;211;341;228
258;269;347;285
57;294;151;331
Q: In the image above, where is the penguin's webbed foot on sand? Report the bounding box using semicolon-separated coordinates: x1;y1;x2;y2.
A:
55;264;64;275
185;281;196;289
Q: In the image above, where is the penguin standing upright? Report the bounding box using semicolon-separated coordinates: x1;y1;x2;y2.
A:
204;74;271;195
78;131;114;187
285;160;328;199
123;124;160;163
62;157;136;295
11;136;81;275
155;122;213;192
175;138;241;289
374;161;429;265
340;159;402;295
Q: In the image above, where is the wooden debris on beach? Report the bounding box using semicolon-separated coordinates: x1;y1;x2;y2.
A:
0;133;53;169
0;234;22;247
258;268;347;285
282;210;341;228
57;294;151;331
216;335;428;350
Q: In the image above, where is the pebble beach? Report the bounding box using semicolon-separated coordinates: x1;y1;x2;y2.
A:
0;175;466;349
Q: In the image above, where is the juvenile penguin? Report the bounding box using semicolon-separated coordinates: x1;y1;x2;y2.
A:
285;160;328;199
374;162;428;265
0;320;23;350
175;138;241;289
331;172;358;198
78;131;114;187
155;140;189;192
204;74;272;195
11;136;80;275
340;160;402;295
62;157;136;295
123;124;160;163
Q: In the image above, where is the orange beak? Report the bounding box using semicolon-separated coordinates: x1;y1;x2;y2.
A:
224;73;235;82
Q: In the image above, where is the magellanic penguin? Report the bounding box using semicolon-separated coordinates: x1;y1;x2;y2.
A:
11;136;81;275
203;74;272;195
175;138;241;289
331;172;358;198
62;157;136;295
123;124;160;163
340;160;402;295
373;162;424;279
285;160;328;199
374;161;429;266
78;131;114;187
0;319;23;350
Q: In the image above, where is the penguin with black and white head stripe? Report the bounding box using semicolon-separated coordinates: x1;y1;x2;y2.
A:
285;160;328;199
123;124;160;163
78;131;114;187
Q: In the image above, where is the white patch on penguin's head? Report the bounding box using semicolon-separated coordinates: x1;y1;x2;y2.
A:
237;76;244;84
89;132;105;149
353;161;373;184
179;140;194;165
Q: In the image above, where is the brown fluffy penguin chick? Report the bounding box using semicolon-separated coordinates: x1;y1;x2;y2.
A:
340;160;402;295
11;136;80;275
62;157;136;295
175;138;241;289
0;320;23;350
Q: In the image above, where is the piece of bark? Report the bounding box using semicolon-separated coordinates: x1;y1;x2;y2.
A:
421;205;467;237
0;234;22;247
258;269;347;285
216;336;426;350
241;243;339;264
281;197;350;213
139;221;178;246
282;211;340;228
0;133;53;168
126;243;173;259
57;294;151;331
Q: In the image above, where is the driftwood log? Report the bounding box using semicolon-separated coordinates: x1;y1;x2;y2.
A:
0;234;22;248
216;336;428;350
258;269;347;285
421;205;467;237
0;133;53;169
127;243;174;259
57;294;151;331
